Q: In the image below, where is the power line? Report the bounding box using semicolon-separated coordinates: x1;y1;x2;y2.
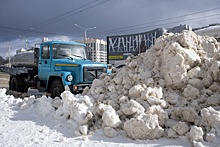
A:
90;13;220;37
6;0;109;39
35;0;109;29
133;14;220;33
0;25;76;37
92;7;220;35
33;0;102;29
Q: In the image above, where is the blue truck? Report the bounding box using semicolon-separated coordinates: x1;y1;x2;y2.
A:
0;39;109;98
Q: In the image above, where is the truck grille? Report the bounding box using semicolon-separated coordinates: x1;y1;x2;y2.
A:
83;67;106;82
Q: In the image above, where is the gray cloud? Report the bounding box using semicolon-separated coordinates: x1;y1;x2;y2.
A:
0;0;220;58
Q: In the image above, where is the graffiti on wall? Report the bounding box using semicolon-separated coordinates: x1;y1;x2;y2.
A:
107;28;165;60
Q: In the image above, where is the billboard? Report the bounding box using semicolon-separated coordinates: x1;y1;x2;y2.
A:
107;28;166;64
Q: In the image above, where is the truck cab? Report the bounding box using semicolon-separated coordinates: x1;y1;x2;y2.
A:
37;40;109;97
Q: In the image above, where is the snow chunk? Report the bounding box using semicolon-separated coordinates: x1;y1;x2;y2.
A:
121;99;145;116
181;107;200;123
102;105;121;128
188;126;204;142
79;125;88;135
103;127;118;138
0;88;7;97
124;113;164;139
201;107;220;131
205;132;216;142
129;84;145;99
172;121;189;136
165;92;179;105
183;84;200;99
19;95;36;110
37;96;55;117
57;91;94;126
140;86;163;101
146;105;168;127
193;141;204;147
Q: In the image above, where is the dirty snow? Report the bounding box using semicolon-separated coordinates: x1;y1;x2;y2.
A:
0;88;191;147
0;30;220;146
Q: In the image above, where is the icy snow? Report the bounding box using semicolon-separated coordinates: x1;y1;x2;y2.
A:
0;88;192;146
0;30;220;146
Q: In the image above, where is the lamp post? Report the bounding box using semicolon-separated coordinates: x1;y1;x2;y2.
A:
75;24;96;44
8;42;11;68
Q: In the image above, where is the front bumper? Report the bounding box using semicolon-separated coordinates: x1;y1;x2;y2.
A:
68;83;92;93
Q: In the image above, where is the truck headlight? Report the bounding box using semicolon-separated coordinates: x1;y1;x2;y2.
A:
66;74;73;82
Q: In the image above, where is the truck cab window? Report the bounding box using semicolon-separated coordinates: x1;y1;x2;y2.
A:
42;46;50;59
52;44;87;59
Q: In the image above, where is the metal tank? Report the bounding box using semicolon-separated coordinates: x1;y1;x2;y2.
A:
11;48;37;67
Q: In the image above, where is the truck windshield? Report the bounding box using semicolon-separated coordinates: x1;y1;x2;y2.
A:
52;44;87;59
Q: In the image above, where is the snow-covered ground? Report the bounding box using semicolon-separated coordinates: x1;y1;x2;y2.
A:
0;88;192;147
1;30;220;147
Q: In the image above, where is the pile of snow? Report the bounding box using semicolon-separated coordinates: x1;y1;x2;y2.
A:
1;30;220;146
83;30;220;146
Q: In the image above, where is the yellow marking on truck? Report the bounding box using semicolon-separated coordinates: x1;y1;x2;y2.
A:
108;55;123;60
55;64;79;67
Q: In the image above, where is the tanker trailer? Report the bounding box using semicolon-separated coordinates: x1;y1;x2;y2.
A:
2;47;39;93
1;40;110;98
11;48;37;68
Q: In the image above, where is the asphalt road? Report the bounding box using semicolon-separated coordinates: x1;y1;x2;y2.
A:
0;72;9;89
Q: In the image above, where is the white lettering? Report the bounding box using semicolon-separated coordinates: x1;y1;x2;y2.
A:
108;32;158;54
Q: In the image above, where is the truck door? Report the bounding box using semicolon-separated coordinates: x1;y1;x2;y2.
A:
38;45;51;80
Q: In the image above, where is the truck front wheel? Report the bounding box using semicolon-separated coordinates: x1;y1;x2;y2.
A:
50;79;64;98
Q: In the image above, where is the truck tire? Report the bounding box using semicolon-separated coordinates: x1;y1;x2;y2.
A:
18;76;28;93
10;77;19;91
50;79;64;98
9;76;28;93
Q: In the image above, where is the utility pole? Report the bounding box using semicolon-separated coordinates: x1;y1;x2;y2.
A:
8;42;11;68
19;35;34;49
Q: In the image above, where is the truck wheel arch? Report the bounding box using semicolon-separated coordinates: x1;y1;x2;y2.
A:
47;76;63;92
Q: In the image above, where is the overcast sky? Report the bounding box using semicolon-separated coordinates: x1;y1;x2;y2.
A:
0;0;220;58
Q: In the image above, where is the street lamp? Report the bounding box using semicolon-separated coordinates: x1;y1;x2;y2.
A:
8;42;11;68
75;24;96;44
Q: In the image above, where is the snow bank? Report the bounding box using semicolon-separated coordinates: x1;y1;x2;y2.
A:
83;30;220;146
3;30;220;146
